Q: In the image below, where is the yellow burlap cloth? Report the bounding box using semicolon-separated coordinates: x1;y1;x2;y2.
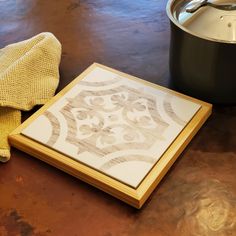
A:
0;32;61;162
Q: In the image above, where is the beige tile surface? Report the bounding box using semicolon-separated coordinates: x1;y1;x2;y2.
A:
22;66;201;188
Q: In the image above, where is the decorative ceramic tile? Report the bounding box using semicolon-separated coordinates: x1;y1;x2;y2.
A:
21;66;201;188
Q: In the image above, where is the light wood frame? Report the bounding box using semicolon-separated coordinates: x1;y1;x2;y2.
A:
9;63;212;208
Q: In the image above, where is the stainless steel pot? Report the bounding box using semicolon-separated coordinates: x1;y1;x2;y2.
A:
166;0;236;104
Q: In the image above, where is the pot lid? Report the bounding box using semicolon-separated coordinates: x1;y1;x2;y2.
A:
167;0;236;43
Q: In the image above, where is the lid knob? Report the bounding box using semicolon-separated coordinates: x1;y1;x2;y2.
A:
186;0;236;13
186;0;208;13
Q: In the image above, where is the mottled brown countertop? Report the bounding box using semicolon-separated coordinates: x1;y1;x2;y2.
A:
1;0;236;235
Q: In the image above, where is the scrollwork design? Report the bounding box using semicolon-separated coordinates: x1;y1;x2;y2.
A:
60;84;169;156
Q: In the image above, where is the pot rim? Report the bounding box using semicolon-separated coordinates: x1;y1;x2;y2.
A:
166;0;236;44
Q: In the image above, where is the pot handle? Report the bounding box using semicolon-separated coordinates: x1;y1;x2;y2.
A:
186;0;236;13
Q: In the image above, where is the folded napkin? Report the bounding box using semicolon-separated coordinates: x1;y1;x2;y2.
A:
0;32;61;162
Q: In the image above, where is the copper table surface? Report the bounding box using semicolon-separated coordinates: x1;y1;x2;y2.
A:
1;0;236;236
